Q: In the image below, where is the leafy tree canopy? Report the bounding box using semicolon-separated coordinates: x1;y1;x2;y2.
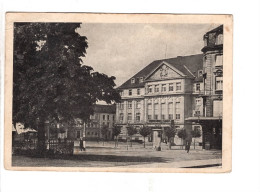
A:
126;126;137;137
139;126;152;138
164;127;176;140
13;23;121;128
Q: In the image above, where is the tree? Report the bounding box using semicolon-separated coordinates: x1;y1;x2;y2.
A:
127;126;137;147
13;23;121;155
177;129;187;149
191;128;202;149
101;125;109;146
164;127;176;149
139;126;152;148
113;125;121;148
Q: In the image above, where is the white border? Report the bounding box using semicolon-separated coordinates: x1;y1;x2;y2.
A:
1;1;260;192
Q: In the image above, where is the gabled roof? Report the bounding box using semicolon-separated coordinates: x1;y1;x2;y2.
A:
93;104;116;114
118;54;203;89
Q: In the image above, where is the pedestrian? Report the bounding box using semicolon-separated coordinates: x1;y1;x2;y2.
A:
186;133;192;153
79;137;84;151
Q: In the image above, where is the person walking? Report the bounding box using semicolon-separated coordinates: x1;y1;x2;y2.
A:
79;137;84;151
186;133;192;153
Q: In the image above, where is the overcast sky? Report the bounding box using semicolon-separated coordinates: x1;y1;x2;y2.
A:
77;23;219;87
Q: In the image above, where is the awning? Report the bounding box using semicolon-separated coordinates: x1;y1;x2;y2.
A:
185;116;222;121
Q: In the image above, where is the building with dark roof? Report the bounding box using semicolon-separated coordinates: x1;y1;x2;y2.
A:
115;54;205;146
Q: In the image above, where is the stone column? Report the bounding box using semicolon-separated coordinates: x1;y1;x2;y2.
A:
166;97;169;119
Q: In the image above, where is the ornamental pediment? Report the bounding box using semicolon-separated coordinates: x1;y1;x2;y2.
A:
145;62;184;81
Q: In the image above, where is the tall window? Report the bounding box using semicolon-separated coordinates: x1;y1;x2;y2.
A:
175;102;180;120
196;83;200;91
137;88;140;95
169;83;174;91
119;113;124;122
154;103;159;120
129;89;132;96
215;55;223;66
155;85;159;92
161;84;166;92
216;76;223;90
176;82;181;91
107;115;109;120
147;104;152;120
127;113;132;121
119;102;124;109
216;34;223;45
103;115;105;120
168;102;173;119
161;103;166;120
139;77;143;83
128;101;132;109
148;85;153;93
136;113;140;122
136;100;141;109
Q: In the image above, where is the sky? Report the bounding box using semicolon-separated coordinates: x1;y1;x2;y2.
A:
77;23;219;87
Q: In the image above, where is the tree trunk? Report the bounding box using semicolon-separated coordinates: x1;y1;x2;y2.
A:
130;137;132;147
143;137;146;148
194;138;196;149
37;119;46;156
168;137;171;150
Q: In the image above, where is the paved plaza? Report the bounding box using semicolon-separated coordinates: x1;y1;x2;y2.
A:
12;141;221;168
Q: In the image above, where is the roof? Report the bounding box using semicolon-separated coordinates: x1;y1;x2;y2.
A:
93;104;116;114
204;25;223;35
118;54;203;89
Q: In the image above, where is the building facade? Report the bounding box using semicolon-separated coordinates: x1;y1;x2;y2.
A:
116;54;204;145
186;25;223;149
54;104;116;141
116;25;223;149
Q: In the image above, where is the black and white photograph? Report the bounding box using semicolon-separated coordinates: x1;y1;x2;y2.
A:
4;13;232;172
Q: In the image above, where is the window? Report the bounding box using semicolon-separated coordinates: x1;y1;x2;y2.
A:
148;104;152;120
119;113;124;121
161;103;166;120
119;102;124;109
127;113;132;121
103;115;105;120
169;83;174;91
76;130;81;138
136;100;141;109
148;85;153;93
129;89;132;96
215;55;223;66
161;84;166;92
128;101;132;109
155;85;159;92
113;115;115;121
216;76;223;90
139;77;143;83
196;83;200;91
176;82;181;91
107;115;109;120
131;78;135;84
213;100;223;117
168;102;173;119
136;113;140;122
107;122;109;127
120;91;123;96
137;88;140;95
175;102;180;120
216;34;223;45
154;104;159;120
198;70;203;77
